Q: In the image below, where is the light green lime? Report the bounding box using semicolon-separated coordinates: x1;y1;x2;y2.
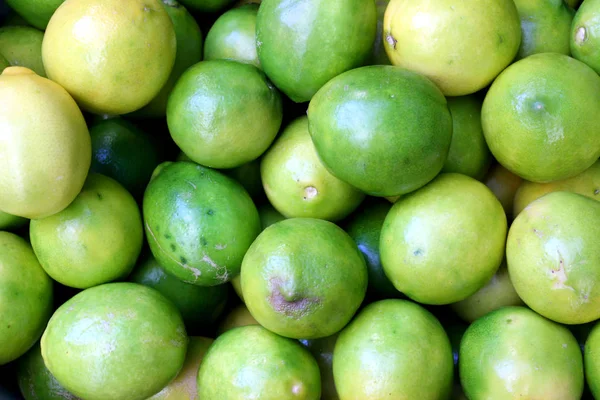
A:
0;26;45;76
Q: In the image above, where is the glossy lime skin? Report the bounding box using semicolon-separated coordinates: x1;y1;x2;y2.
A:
442;95;492;180
482;53;600;183
460;306;583;399
197;325;321;399
41;282;188;400
5;0;64;29
17;341;79;400
333;299;454;400
380;173;507;305
507;192;600;325
167;60;282;169
344;197;399;299
30;173;143;289
256;0;377;103
299;334;339;400
0;26;45;77
241;218;367;339
143;161;261;286
308;65;452;197
129;253;228;333
0;232;53;365
204;4;260;68
571;0;600;74
261;116;365;221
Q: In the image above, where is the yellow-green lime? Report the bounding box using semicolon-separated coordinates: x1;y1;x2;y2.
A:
484;162;523;220
571;0;600;74
216;304;259;335
5;0;64;29
0;26;45;76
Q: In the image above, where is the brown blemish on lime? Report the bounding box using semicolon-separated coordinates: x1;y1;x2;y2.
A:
268;277;320;318
303;186;318;200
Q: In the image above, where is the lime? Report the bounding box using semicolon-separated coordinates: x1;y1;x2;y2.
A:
584;321;600;399
571;0;600;74
0;26;45;76
299;334;339;400
5;0;63;29
0;210;27;231
484;162;523;220
230;275;244;303
258;202;286;230
216;304;259;335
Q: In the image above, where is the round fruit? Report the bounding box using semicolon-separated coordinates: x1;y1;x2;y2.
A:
129;253;229;333
0;67;91;219
41;282;188;400
0;232;53;365
383;0;521;96
0;26;45;77
5;0;63;29
222;159;264;201
17;341;78;400
241;218;367;339
177;0;235;12
451;262;523;323
513;159;600;216
482;52;600;183
484;162;523;220
258;203;286;230
366;0;391;65
344;197;399;299
216;304;259;335
230;275;244;302
507;191;600;325
203;4;260;68
256;0;377;102
197;325;321;399
442;95;492;180
148;337;213;400
0;210;27;231
380;173;507;305
513;0;574;60
584;321;600;399
30;173;143;289
460;306;583;399
166;60;282;169
308;65;452;197
42;0;176;115
299;334;339;400
333;299;454;400
261;116;365;221
143;161;261;286
571;0;600;74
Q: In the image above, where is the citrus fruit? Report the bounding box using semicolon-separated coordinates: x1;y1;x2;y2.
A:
17;341;78;400
197;325;321;399
0;210;27;231
366;0;391;65
507;191;600;325
380;173;507;305
42;0;176;115
133;0;203;118
129;253;229;333
30;173;143;289
0;67;91;219
584;321;600;399
442;95;492;180
307;65;452;197
451;262;523;323
241;218;367;339
256;0;377;102
167;60;282;169
230;275;244;302
571;0;600;74
383;0;521;96
0;26;45;77
482;52;600;183
89;117;162;199
333;299;454;400
299;334;339;400
41;282;188;400
5;0;64;29
177;0;235;13
514;155;600;216
484;162;523;220
460;306;584;399
222;159;264;201
148;337;213;400
203;4;260;68
514;0;574;60
258;202;286;230
216;304;259;335
344;197;399;299
0;232;53;365
261;116;365;221
143;161;261;286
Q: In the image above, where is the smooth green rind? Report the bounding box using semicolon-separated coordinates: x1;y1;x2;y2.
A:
0;26;45;76
256;0;377;102
571;0;600;74
0;210;27;231
5;0;64;29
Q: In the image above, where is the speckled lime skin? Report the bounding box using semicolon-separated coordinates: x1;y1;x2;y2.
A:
143;161;261;286
197;325;321;399
41;282;188;400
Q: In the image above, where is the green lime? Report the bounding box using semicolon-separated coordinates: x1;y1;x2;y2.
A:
143;161;261;286
204;4;260;68
41;282;188;400
307;65;452;197
0;26;45;76
261;116;365;221
482;52;600;183
0;232;53;365
129;253;229;334
299;334;339;400
584;321;600;399
230;275;244;303
460;306;583;399
256;0;376;102
197;325;321;399
216;304;259;335
167;60;282;169
5;0;63;29
333;299;454;399
30;173;143;289
0;210;27;231
258;202;286;231
222;159;264;201
483;162;524;220
571;0;600;74
241;218;367;339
